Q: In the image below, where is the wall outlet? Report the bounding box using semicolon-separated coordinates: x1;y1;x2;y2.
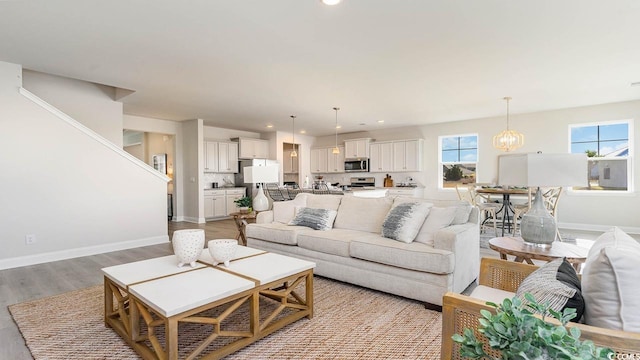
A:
25;234;37;245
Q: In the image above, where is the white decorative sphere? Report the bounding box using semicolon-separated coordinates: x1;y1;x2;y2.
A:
172;229;205;268
208;239;238;267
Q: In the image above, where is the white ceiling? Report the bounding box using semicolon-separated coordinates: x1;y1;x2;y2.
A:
1;0;640;136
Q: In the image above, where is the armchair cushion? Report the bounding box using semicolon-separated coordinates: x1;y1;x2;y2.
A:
582;227;640;331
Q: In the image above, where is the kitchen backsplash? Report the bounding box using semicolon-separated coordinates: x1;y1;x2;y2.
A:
318;172;422;187
203;173;235;189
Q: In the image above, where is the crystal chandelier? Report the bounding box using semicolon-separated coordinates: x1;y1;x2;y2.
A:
332;107;340;154
290;115;298;157
493;97;524;152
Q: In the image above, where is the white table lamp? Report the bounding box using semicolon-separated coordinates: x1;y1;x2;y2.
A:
498;153;587;246
244;165;279;211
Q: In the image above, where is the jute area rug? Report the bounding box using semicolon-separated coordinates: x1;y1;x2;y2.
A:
9;277;442;359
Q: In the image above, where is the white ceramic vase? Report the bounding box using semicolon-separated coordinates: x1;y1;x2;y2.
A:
172;229;205;268
208;239;238;267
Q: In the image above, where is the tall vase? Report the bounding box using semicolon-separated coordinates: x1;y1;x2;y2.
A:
252;183;269;211
172;229;205;267
520;188;556;247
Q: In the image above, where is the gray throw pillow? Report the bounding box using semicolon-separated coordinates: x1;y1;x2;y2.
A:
288;207;338;231
381;202;431;243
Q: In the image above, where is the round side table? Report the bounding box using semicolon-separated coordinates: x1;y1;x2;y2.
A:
488;236;588;271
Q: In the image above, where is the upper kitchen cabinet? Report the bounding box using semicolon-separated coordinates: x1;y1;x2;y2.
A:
204;141;219;172
204;141;239;173
344;138;370;159
327;146;345;173
310;147;328;173
393;139;423;172
369;142;394;173
218;142;239;173
235;137;269;159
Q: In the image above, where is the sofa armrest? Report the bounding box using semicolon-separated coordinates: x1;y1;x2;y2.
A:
256;210;273;224
441;291;640;360
434;222;480;293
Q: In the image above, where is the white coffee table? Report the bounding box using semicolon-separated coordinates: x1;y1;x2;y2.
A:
102;246;315;359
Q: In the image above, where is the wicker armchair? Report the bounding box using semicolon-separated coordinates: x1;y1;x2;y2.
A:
441;258;640;359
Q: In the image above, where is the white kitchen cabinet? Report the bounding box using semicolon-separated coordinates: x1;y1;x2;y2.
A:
236;137;269;159
393;139;423;172
225;188;246;215
310;148;328;173
204;190;226;218
283;150;299;174
327;146;345;173
344;138;370;159
369;142;394;172
218;142;239;173
204;141;219;172
386;187;424;198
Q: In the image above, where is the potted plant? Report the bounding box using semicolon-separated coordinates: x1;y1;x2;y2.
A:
452;293;613;360
234;196;252;213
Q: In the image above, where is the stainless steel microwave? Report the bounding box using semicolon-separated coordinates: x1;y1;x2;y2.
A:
344;159;369;172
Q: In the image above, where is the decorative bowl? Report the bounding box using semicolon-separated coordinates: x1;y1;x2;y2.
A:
208;239;238;267
172;229;205;268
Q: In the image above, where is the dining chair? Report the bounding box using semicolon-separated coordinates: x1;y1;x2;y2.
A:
461;184;499;236
542;187;563;241
265;183;287;201
512;187;533;236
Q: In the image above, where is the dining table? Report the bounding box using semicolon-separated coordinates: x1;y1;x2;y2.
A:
475;187;529;236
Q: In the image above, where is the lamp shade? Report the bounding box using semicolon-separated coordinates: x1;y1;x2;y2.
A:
498;153;588;187
243;165;279;184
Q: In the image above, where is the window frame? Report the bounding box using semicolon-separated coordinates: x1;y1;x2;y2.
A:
438;133;479;190
568;119;633;194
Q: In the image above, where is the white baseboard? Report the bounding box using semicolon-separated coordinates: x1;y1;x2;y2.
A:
0;235;169;270
559;222;640;235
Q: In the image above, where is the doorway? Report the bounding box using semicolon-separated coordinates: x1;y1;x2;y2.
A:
282;142;299;186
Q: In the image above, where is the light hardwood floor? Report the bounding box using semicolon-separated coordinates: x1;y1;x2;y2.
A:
0;219;238;360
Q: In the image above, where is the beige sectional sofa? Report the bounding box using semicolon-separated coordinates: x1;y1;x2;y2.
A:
246;193;480;307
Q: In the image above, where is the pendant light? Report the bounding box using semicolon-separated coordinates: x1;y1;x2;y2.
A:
493;97;524;152
332;107;340;154
290;115;298;157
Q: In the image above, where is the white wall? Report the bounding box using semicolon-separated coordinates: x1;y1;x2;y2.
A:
22;70;124;146
182;119;203;222
0;62;169;269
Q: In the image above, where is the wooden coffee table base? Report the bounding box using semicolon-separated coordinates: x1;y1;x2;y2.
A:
104;269;314;360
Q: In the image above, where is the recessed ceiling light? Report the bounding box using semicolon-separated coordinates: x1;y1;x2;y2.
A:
300;130;306;134
377;120;384;124
321;0;342;5
336;125;342;129
266;124;273;128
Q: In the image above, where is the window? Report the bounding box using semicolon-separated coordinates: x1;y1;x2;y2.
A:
439;134;478;189
570;120;632;192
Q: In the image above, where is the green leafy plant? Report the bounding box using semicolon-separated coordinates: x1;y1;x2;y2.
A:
452;293;613;360
233;196;252;208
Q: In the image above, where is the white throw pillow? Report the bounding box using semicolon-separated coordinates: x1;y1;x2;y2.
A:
451;201;473;225
381;202;432;243
582;227;640;331
413;206;457;246
333;195;393;233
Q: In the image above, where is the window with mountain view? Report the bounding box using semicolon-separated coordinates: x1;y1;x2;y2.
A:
440;134;478;189
570;120;631;192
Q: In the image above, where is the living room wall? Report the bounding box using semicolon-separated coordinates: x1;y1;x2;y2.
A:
0;61;169;269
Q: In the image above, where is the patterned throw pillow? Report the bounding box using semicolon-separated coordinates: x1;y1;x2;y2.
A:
515;257;584;322
381;202;431;243
288;207;338;231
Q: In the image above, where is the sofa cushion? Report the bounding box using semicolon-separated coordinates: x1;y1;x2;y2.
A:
245;223;309;245
297;229;374;257
515;258;584;322
350;236;454;273
272;194;307;224
413;206;457;246
381;202;431;243
451;201;473;225
583;227;640;331
470;285;515;305
334;195;393;233
289;207;338;231
306;194;343;211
